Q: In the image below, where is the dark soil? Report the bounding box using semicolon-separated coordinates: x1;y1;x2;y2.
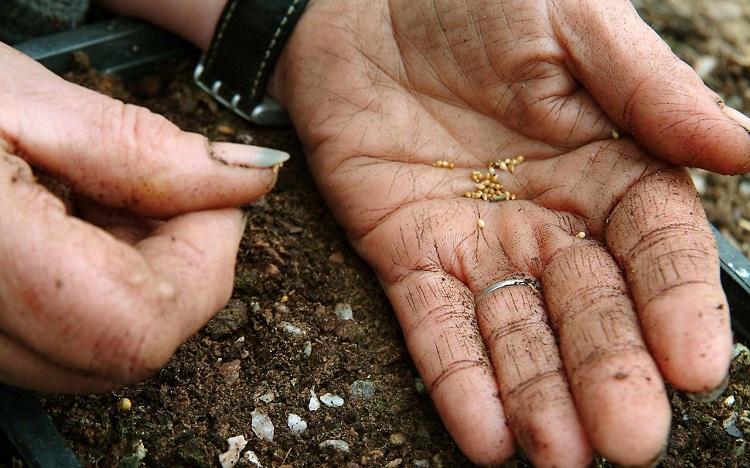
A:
29;1;750;467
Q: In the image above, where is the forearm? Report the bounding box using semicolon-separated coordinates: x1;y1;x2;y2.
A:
94;0;227;50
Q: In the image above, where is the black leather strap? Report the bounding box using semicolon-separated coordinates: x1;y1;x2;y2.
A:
194;0;309;125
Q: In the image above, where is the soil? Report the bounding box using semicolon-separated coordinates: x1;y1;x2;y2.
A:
26;1;750;467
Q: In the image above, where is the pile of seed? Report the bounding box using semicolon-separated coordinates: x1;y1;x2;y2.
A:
463;156;524;201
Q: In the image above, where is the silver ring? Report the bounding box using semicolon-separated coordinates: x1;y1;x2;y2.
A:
477;277;542;300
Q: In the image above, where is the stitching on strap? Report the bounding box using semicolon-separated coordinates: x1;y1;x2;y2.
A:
249;0;301;99
204;0;239;69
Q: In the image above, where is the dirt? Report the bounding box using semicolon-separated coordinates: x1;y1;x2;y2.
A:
27;1;750;467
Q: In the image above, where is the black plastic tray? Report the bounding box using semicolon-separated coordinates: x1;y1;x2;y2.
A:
6;16;750;467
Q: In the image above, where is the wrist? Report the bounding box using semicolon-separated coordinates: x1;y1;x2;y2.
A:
194;0;311;125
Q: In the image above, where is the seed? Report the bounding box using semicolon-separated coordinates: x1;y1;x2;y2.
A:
612;129;620;140
515;155;524;163
117;398;132;412
477;218;486;228
576;231;586;239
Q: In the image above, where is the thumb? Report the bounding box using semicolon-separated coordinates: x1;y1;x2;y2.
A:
2;43;288;218
552;0;750;174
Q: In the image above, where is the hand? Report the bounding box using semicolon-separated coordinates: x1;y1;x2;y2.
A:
267;1;750;466
0;42;287;393
104;0;750;464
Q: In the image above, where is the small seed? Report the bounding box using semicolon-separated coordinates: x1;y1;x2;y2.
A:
612;129;620;140
117;398;132;412
576;231;586;239
477;218;486;228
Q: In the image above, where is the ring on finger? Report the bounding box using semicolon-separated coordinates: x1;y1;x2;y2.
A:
477;277;542;300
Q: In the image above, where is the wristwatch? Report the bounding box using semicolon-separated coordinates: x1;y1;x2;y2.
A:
194;0;309;126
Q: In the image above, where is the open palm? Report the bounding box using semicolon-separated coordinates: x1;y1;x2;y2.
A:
271;0;750;465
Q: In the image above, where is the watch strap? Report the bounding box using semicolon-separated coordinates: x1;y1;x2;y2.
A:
194;0;309;125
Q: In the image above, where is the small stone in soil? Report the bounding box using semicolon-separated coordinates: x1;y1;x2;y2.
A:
251;410;275;442
319;439;350;454
350;380;375;399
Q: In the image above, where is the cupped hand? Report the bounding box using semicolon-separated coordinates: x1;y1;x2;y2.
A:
0;42;288;393
268;0;750;465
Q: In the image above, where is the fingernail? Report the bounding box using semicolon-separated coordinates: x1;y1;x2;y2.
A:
721;104;750;133
209;141;290;168
684;373;730;403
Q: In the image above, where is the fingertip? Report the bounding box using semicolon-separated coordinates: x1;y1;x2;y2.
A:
575;354;671;466
644;288;733;395
430;380;516;466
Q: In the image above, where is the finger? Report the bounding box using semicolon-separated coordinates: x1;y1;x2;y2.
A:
0;154;245;386
462;208;592;467
382;269;515;466
474;279;592;467
0;330;118;394
74;196;161;245
605;168;733;395
543;241;671;466
2;43;288;218
551;0;750;174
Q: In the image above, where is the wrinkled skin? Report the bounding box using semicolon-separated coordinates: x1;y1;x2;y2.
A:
19;0;750;465
265;1;750;465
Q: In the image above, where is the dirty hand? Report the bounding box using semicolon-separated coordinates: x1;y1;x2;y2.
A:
0;42;288;394
268;1;750;466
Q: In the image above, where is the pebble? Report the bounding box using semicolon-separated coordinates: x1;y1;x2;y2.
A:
219;360;241;384
319;439;350;454
733;342;750;370
287;413;308;435
309;388;321;411
384;459;403;468
251;410;275;442
328;251;345;263
280;321;305;335
389;432;407;446
724;411;744;438
335;303;354;320
243;450;262;467
320;393;344;407
218;435;247;468
350;380;375;399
